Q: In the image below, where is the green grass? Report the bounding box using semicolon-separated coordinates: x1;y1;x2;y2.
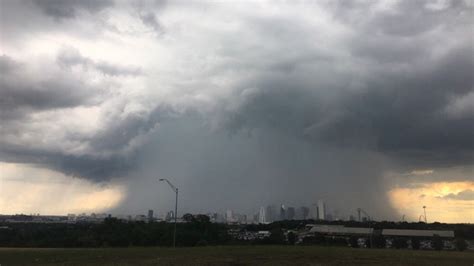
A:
0;246;473;265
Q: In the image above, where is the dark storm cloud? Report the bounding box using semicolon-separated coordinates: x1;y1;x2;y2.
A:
222;44;473;169
326;0;471;36
218;2;474;170
0;55;96;120
1;0;473;219
0;143;133;181
33;0;113;19
0;100;174;181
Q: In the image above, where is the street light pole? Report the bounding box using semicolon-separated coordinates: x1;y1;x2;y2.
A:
159;178;178;248
423;206;427;223
174;187;178;248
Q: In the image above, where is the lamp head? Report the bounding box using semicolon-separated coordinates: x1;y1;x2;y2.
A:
159;179;164;181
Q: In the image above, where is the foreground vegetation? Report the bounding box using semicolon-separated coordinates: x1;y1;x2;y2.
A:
1;245;473;265
1;216;473;248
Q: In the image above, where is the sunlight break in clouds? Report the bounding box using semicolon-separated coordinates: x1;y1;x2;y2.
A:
0;163;125;215
389;181;474;223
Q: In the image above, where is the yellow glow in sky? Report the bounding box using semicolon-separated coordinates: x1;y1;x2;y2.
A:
389;181;474;223
0;163;125;215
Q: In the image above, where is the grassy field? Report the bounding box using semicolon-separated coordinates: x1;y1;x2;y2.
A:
0;246;473;266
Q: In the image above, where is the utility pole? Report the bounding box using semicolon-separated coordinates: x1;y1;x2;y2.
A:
159;178;178;248
423;206;427;223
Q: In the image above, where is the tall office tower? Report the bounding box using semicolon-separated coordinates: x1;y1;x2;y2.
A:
226;209;234;223
280;204;287;221
310;203;319;219
147;209;154;222
317;200;326;220
258;206;266;224
301;206;309;220
287;207;295;220
296;206;309;220
265;205;274;223
165;210;174;221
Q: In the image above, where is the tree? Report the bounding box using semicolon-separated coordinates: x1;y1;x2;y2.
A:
411;238;420;250
267;226;285;244
182;213;194;223
393;238;408;249
431;235;443;251
287;232;296;245
194;214;210;224
454;238;467;251
371;235;386;248
349;236;359;248
301;234;325;245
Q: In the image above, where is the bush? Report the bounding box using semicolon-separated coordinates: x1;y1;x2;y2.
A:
349;236;359;248
371;235;385;248
411;238;420;250
195;239;208;246
287;232;296;245
301;234;325;245
393;238;408;249
454;238;467;251
431;235;443;251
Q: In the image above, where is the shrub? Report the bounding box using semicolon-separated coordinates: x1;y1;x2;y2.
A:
431;235;443;251
454;238;467;251
393;238;408;249
411;238;420;250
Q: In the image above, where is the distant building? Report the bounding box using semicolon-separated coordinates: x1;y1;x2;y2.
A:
309;224;373;235
287;207;295;220
300;206;309;220
258;206;266;224
239;214;248;224
266;205;275;223
165;211;174;221
147;210;154;222
310;203;319;220
226;210;234;223
135;214;147;222
317;200;326;220
382;229;454;238
67;214;76;222
280;204;286;221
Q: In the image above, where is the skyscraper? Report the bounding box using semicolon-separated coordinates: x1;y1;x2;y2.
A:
226;209;234;223
287;207;295;220
310;203;319;219
280;204;286;220
258;206;266;224
296;206;310;220
265;205;274;223
147;209;154;222
317;200;326;220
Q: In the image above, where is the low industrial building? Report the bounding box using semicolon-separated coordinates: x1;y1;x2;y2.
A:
309;225;373;235
382;229;454;238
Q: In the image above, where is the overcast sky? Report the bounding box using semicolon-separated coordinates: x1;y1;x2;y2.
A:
0;0;473;222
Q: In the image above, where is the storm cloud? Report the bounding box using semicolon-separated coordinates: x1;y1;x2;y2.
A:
438;189;474;201
0;0;472;219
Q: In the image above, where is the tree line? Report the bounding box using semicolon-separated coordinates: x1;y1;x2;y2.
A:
0;215;472;249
